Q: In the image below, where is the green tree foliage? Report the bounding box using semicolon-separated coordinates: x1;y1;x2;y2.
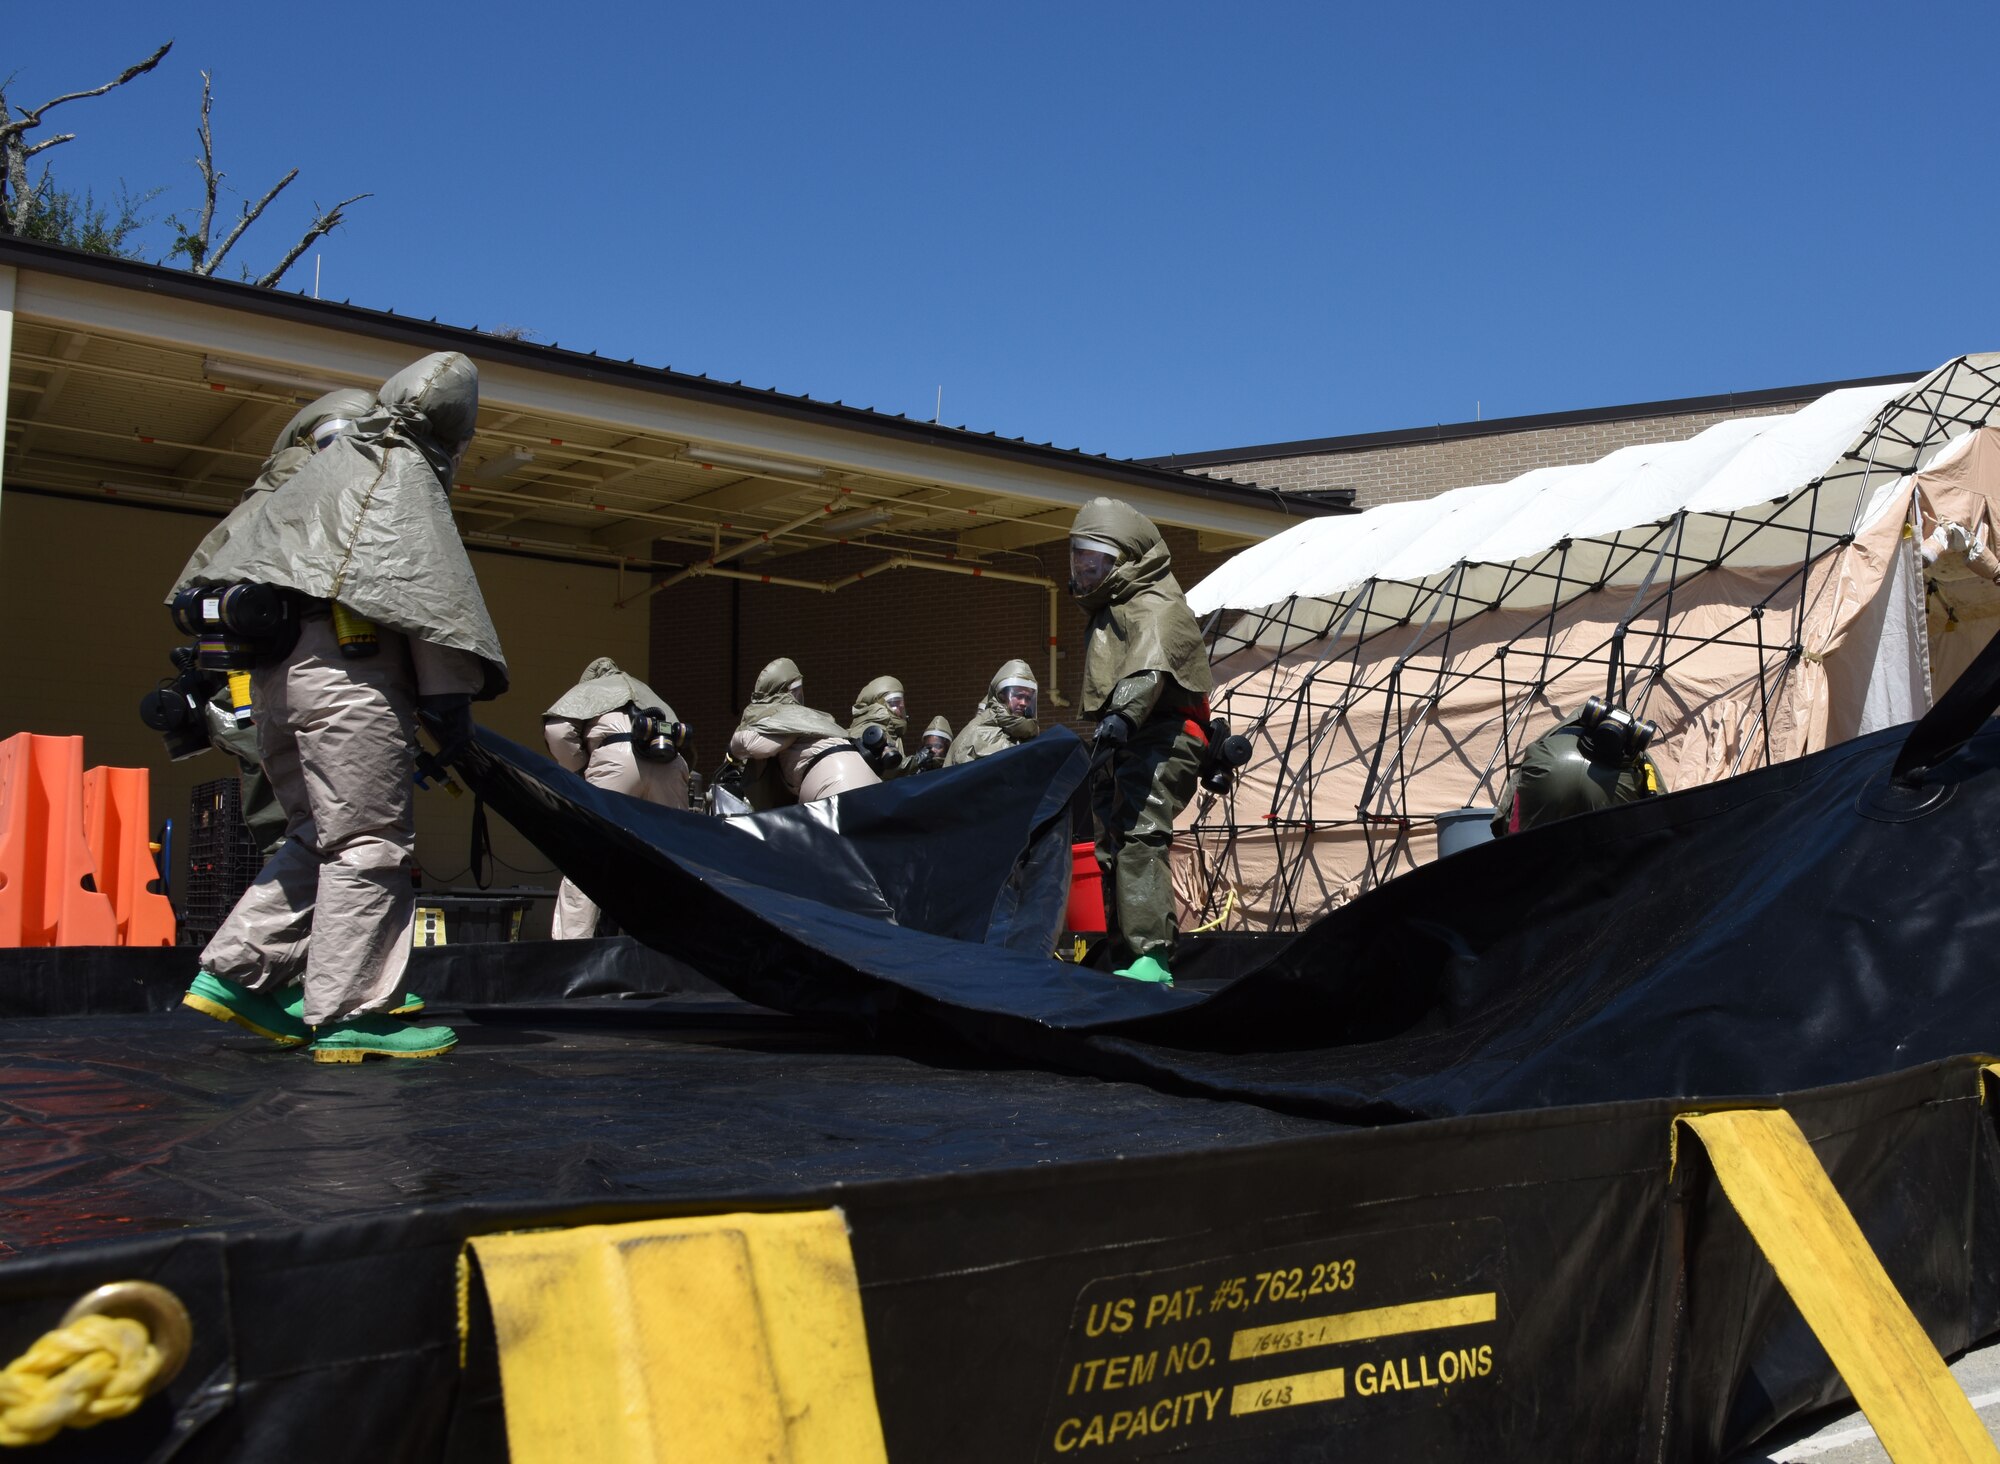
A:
15;170;158;257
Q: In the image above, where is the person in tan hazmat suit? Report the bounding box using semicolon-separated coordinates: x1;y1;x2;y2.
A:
170;352;507;1062
1071;497;1214;985
198;388;379;857
544;657;689;937
725;658;880;807
945;661;1041;766
847;674;910;777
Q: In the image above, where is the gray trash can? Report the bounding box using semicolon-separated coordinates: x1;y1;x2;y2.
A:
1434;807;1498;858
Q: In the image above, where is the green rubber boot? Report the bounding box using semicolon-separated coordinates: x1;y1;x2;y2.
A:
182;971;312;1047
1113;954;1174;987
285;990;426;1020
309;1014;458;1064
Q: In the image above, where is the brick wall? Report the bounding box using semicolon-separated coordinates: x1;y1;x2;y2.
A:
648;527;1237;765
1195;402;1805;508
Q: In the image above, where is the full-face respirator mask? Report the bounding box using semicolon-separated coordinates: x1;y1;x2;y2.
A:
855;723;903;773
998;679;1039;721
1069;537;1117;598
139;646;223;761
907;732;951;772
1573;696;1657;768
630;706;691;763
1197;717;1254;795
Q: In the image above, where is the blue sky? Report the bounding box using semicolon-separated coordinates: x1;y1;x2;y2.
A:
13;3;1998;458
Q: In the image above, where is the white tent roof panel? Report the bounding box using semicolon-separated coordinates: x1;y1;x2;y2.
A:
1190;377;1929;623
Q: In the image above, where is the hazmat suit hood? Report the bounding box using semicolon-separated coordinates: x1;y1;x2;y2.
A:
974;660;1041;740
175;388;380;586
366;351;480;478
945;660;1040;766
253;387;378;501
169;351;508;700
1071;497;1212;715
847;675;909;740
736;657;847;741
925;714;952;739
545;657;677;722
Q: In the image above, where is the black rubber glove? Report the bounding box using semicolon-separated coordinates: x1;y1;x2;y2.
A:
1094;712;1135;748
417;693;475;766
714;758;747;795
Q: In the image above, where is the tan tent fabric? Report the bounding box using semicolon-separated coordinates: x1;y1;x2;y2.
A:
1917;429;2000;691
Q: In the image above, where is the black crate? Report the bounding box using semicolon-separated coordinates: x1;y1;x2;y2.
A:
181;778;262;946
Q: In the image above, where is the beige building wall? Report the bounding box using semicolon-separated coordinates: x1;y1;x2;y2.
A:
0;491;646;937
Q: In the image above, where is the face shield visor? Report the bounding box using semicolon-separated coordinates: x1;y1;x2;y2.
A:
922;733;950;757
308;417;357;452
787;679;805;705
1069;537;1118;597
999;678;1038;720
883;692;908;719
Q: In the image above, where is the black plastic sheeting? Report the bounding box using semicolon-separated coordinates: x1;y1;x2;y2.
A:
0;999;1340;1257
458;687;2000;1121
4;1053;1997;1463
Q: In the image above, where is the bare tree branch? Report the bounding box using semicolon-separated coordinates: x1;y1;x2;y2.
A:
187;70;217;268
0;41;173;137
255;192;369;288
0;45;370;286
197;167;296;277
0;41;172;233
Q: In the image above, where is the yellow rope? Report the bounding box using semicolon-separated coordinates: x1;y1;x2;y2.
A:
457;1248;473;1370
0;1314;163;1448
1189;887;1237;935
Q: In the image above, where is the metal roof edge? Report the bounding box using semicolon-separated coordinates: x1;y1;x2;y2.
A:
0;235;1348;521
1139;371;1927;470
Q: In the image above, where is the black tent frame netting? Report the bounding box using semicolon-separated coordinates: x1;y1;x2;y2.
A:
1182;356;2000;932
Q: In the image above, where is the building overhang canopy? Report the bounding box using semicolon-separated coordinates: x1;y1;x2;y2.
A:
0;240;1331;589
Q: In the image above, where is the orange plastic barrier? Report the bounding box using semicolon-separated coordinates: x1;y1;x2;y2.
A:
82;765;177;948
0;733;119;947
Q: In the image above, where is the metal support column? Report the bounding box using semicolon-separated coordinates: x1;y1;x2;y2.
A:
0;264;16;542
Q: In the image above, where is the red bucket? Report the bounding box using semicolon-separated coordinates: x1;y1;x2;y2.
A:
1066;843;1105;933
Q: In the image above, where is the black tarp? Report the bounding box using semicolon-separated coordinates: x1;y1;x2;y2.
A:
457;668;2000;1120
3;1050;1996;1463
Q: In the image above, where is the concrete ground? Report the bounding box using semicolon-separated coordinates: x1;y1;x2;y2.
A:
1730;1339;2000;1462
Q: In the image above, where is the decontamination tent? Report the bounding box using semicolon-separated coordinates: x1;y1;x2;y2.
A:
1176;353;2000;930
